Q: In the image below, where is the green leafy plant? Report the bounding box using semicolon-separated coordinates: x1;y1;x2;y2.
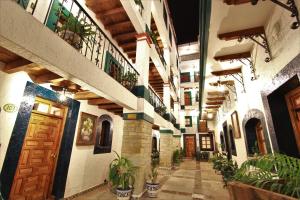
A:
154;105;166;116
148;165;159;184
172;149;181;165
56;12;95;49
109;152;136;190
210;153;238;186
151;150;160;167
233;154;300;198
121;71;138;90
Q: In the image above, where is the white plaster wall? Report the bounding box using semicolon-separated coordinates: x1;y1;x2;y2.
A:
64;101;124;197
212;1;300;166
0;71;33;169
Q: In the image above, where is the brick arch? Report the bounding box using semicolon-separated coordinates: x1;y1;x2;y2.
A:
242;109;272;155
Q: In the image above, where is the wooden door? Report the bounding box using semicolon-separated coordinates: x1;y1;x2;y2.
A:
255;122;267;155
184;92;192;105
285;86;300;153
185;135;195;157
10;108;65;199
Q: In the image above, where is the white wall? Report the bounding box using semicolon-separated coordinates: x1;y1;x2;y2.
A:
212;1;300;166
64;101;124;197
0;71;32;169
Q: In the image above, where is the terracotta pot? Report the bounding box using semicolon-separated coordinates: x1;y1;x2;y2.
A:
146;182;159;198
116;188;132;200
228;181;297;200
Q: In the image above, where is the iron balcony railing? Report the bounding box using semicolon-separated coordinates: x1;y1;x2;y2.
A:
16;0;139;91
149;86;166;117
145;25;167;68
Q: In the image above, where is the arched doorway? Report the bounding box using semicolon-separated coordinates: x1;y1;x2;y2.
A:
245;118;267;155
242;109;271;156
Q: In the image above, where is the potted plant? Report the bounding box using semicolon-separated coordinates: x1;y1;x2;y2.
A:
154;105;166;116
121;71;138;90
56;12;95;50
109;152;136;200
146;165;159;198
146;150;160;197
172;149;181;167
229;154;300;200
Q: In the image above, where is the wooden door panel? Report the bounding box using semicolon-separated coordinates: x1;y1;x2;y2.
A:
285;87;300;153
185;136;195;157
10;112;63;200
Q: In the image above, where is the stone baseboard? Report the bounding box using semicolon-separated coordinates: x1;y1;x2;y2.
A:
64;182;108;200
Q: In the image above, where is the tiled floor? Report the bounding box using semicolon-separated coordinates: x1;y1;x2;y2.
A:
71;159;229;200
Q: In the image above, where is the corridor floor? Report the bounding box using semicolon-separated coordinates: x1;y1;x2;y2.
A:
70;159;229;200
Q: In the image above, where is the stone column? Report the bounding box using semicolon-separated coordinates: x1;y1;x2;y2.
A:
159;130;173;169
121;117;153;198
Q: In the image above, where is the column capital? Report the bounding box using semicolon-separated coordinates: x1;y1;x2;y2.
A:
136;33;152;47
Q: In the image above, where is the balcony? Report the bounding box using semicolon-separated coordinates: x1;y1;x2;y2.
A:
149;86;166;117
15;0;139;92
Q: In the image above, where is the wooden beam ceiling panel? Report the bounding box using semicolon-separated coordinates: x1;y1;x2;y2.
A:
97;7;125;17
98;104;122;109
211;67;242;76
207;97;226;101
88;98;113;105
214;52;251;62
206;101;223;105
34;72;62;84
207;91;229;96
223;0;251;5
205;106;221;109
74;91;101;100
106;21;132;31
3;58;38;74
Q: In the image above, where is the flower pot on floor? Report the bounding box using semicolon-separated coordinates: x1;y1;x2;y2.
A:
116;188;132;200
146;182;160;198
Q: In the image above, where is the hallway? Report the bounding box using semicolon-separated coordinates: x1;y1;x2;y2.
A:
70;159;229;200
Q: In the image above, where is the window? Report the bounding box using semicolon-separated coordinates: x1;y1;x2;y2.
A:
200;134;214;151
229;126;237;156
180;72;191;83
94;115;113;154
194;72;200;82
185;116;192;127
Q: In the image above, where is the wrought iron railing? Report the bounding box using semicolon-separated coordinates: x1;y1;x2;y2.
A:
134;0;144;17
145;25;167;68
149;86;166;117
15;0;139;91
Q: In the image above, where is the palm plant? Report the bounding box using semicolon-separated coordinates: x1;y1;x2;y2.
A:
233;154;300;198
109;152;136;190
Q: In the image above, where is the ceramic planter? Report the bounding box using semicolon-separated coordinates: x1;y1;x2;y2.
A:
146;182;159;198
116;188;132;200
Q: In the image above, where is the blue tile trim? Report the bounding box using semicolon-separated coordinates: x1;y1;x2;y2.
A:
0;81;80;200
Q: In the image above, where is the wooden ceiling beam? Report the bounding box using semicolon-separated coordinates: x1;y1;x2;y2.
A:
214;52;251;62
218;26;265;41
207;97;226;101
98;104;122;109
106;21;132;31
205;106;221;109
120;41;136;50
206;101;223;105
211;67;242;76
207;91;229;96
88;98;112;105
114;31;136;41
34;72;62;84
3;58;37;74
97;7;125;17
74;91;100;100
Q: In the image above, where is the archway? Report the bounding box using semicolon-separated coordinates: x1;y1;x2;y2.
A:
242;109;271;156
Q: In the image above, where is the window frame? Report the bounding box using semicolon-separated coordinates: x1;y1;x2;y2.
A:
199;134;214;151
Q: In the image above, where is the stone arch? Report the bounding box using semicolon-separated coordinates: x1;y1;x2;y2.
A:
242;109;271;155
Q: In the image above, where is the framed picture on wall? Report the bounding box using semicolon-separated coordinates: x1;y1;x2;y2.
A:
231;111;241;138
76;112;97;146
